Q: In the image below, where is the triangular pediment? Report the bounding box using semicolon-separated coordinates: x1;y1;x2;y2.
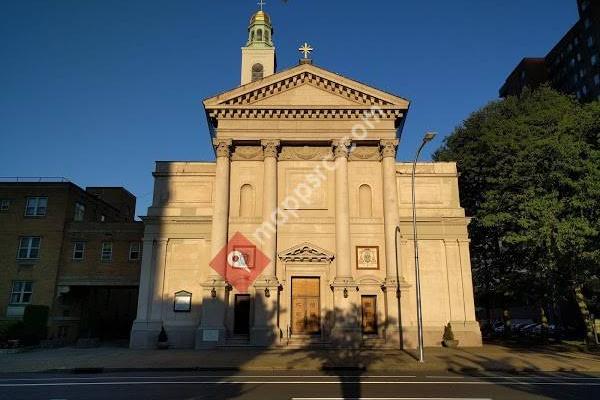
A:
204;63;410;110
278;242;334;263
251;83;362;106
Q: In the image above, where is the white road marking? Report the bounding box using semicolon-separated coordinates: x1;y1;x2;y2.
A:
291;398;491;400
2;373;598;382
425;375;600;380
0;380;599;387
0;375;417;382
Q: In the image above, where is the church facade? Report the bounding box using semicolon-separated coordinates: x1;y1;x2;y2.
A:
130;9;482;349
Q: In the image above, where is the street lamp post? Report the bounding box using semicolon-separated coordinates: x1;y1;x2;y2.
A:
412;131;436;363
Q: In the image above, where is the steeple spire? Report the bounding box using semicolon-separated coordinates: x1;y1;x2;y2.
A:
246;4;273;48
240;3;276;85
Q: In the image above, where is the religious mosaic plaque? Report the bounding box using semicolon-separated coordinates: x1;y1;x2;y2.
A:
356;246;379;270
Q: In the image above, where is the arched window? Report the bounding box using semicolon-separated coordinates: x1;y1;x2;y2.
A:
239;184;255;217
358;184;373;218
251;63;264;82
250;30;255;41
256;29;263;41
265;30;270;42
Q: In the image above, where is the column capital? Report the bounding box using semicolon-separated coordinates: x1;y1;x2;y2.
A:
213;138;232;158
380;139;399;158
261;139;280;159
333;139;351;159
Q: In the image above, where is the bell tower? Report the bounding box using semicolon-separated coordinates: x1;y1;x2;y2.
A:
240;1;276;85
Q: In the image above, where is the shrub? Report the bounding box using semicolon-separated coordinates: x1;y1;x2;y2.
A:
443;323;455;341
158;326;168;343
0;320;24;342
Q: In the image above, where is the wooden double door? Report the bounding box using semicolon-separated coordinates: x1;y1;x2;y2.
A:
291;277;320;335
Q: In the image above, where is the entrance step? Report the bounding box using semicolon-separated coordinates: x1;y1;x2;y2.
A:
285;335;331;348
361;337;387;348
219;335;252;347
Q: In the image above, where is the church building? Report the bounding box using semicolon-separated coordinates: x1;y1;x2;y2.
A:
130;7;482;349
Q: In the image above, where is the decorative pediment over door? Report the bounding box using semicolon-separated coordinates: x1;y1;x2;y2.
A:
278;242;334;263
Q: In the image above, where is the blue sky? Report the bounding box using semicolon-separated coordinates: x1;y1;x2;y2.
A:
0;0;578;216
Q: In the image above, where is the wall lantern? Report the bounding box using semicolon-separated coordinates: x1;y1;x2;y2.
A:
343;287;348;298
173;290;192;312
211;287;217;299
264;287;270;298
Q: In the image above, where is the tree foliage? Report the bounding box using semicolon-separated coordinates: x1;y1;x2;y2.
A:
434;86;600;325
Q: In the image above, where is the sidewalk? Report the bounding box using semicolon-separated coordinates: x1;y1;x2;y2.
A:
1;344;599;373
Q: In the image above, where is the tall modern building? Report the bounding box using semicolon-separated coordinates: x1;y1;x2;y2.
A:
500;0;600;102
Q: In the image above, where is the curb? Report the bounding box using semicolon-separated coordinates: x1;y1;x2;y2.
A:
35;365;600;374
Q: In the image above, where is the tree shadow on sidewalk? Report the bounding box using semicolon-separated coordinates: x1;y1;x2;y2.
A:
283;304;390;400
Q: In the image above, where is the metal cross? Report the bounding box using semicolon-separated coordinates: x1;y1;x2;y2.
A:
298;42;313;59
257;0;266;11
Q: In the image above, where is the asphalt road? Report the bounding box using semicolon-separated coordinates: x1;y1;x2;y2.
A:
0;371;598;400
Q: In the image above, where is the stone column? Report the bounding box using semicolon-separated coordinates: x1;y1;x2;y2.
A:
380;139;403;345
130;238;166;348
333;139;352;280
331;139;360;345
252;139;281;345
258;139;280;281
149;239;168;321
196;138;232;348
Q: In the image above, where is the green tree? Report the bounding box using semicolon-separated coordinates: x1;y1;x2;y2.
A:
434;86;600;339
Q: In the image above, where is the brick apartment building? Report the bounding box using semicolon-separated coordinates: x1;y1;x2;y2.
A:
0;179;143;343
500;0;600;102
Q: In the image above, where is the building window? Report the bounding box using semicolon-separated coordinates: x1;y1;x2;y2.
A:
25;197;47;217
256;28;263;41
100;214;106;222
74;202;85;221
592;55;598;66
594;74;599;85
129;242;141;261
585;18;591;29
583;85;588;95
101;242;113;262
10;281;33;305
73;241;85;260
251;63;264;82
588;36;594;47
18;237;40;259
0;199;9;212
